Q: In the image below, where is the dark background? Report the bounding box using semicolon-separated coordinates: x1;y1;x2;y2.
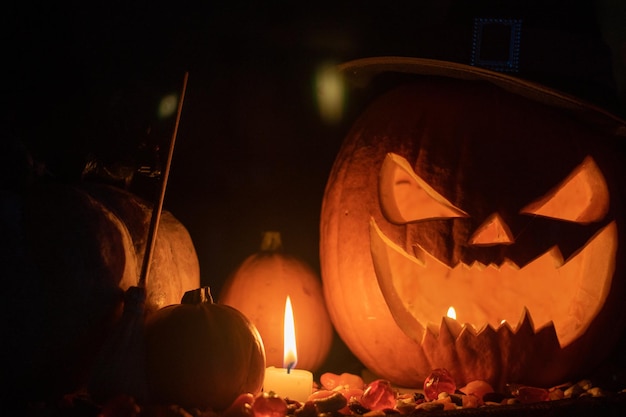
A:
3;0;626;381
4;1;626;292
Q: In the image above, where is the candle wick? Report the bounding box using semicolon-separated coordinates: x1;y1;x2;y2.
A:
286;361;295;374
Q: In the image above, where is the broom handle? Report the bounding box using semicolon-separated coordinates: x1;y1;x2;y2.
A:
138;72;189;288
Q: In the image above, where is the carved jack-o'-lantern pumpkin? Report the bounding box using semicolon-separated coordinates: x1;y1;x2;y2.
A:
320;58;626;390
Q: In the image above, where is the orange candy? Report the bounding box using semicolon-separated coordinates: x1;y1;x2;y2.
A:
320;372;365;391
459;380;494;404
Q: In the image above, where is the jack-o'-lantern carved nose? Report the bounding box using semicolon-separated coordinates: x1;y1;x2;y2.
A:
469;213;515;246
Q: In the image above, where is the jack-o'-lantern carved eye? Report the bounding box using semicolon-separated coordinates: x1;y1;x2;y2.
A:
379;152;468;223
520;156;609;224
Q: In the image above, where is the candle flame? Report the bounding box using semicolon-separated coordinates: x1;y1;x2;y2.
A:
447;306;457;320
283;295;297;372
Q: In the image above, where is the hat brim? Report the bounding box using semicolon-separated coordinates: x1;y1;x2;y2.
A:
339;56;626;137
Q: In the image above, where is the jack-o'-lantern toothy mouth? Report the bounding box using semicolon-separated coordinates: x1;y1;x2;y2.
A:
370;218;617;348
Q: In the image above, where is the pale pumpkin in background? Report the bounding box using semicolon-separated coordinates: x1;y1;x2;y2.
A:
320;57;626;390
76;182;201;313
219;231;333;372
1;180;200;400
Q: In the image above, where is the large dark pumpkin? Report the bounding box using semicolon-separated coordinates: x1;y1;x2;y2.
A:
144;287;266;411
320;58;626;390
1;180;200;400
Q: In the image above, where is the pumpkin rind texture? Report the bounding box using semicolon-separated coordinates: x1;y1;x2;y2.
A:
320;73;626;389
1;181;200;399
219;231;333;372
144;287;266;411
75;182;201;313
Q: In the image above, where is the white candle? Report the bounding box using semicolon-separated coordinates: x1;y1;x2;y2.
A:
263;296;313;402
263;366;313;402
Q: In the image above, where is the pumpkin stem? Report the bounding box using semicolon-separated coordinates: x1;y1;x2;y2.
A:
182;287;214;304
260;231;283;252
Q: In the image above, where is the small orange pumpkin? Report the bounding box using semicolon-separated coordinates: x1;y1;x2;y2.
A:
144;287;266;411
219;231;333;372
320;58;626;390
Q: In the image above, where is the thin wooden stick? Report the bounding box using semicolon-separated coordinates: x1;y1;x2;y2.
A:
138;72;189;288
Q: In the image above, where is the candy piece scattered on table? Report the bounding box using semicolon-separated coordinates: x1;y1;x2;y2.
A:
423;368;457;401
360;379;397;411
511;385;550;404
251;392;288;417
459;380;494;404
320;372;365;391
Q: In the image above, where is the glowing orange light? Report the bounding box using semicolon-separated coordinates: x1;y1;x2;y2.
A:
283;296;297;371
447;306;457;320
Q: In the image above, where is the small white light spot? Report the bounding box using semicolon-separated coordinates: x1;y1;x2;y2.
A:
315;62;345;125
158;94;178;118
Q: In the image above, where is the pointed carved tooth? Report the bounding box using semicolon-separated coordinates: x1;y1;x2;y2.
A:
488;262;501;271
526;245;565;269
496;321;528;387
461;323;478;337
547;246;565;267
501;258;520;271
457;325;499;385
498;319;515;332
496;320;515;339
534;320;562;349
414;342;437;380
421;318;464;383
441;316;463;339
426;323;440;339
471;260;487;271
515;307;536;336
479;323;496;334
439;317;458;345
474;322;497;339
421;325;442;363
426;322;440;338
513;319;563;385
528;322;565;381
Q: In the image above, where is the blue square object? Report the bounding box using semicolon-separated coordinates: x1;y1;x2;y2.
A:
471;18;522;73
